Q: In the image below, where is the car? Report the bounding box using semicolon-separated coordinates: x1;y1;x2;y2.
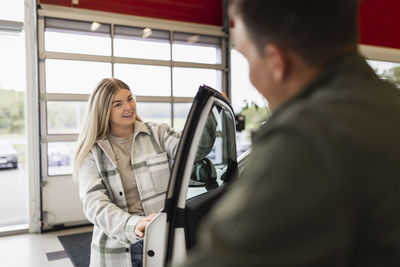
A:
0;140;18;169
142;85;250;267
47;142;71;166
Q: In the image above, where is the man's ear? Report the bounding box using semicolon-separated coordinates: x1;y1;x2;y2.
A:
264;44;289;82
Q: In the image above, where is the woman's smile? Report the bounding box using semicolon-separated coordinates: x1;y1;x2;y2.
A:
123;112;134;118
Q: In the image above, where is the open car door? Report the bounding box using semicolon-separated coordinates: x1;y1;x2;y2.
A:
143;85;238;267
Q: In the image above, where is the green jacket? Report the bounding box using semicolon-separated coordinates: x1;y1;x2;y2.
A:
182;53;400;266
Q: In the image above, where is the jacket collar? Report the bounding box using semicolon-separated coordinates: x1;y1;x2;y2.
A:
95;121;150;168
255;52;366;142
132;120;149;139
273;52;363;117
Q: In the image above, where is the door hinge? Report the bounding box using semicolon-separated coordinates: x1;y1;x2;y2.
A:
41;179;48;187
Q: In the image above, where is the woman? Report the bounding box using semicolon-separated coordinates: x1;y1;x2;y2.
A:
73;78;183;267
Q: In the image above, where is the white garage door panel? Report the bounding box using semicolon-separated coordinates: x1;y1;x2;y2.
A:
42;176;88;229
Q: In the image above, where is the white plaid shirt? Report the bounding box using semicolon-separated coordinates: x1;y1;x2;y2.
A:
78;121;181;267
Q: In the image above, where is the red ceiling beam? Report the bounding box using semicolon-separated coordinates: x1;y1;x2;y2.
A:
39;0;400;49
359;0;400;49
39;0;223;26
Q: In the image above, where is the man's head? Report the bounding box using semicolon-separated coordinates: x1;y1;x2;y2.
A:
231;0;359;66
230;0;359;111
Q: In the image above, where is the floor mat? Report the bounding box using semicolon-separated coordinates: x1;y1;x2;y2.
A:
58;231;92;267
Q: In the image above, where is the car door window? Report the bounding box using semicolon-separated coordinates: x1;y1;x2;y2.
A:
187;102;236;199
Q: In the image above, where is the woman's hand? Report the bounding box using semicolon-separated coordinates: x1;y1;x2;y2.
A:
134;213;158;237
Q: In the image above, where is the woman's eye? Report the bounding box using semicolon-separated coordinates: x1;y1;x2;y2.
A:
114;103;121;108
128;97;133;102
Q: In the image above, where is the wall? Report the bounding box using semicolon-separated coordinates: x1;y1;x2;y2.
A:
39;0;223;26
359;0;400;49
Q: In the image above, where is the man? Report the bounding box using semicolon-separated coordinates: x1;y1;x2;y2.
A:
180;0;400;266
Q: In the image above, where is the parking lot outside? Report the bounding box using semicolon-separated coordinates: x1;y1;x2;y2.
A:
0;163;28;227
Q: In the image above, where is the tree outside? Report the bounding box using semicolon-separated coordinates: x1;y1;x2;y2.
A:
379;66;400;88
237;100;270;131
0;88;25;135
368;59;400;89
0;88;26;164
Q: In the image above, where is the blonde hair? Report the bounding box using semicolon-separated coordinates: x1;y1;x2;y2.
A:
73;78;142;180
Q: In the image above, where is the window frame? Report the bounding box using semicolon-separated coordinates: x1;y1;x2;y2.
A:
360;45;400;63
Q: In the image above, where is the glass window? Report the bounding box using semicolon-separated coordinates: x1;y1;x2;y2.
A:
172;32;222;64
187;104;236;199
0;33;26;92
230;49;267;114
114;25;170;61
45;31;111;56
136;102;171;125
47;101;87;134
0;76;25;149
114;64;171;96
0;1;24;21
231;49;269;156
367;59;400;88
47;142;75;176
173;67;222;97
173;103;192;131
45;18;111;56
45;59;112;94
0;0;28;229
0;139;28;227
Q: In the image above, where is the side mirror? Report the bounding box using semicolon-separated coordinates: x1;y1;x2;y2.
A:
189;158;218;191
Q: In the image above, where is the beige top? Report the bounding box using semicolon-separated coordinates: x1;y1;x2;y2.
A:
108;132;144;215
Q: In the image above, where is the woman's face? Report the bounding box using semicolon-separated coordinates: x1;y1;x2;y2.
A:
109;88;137;133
